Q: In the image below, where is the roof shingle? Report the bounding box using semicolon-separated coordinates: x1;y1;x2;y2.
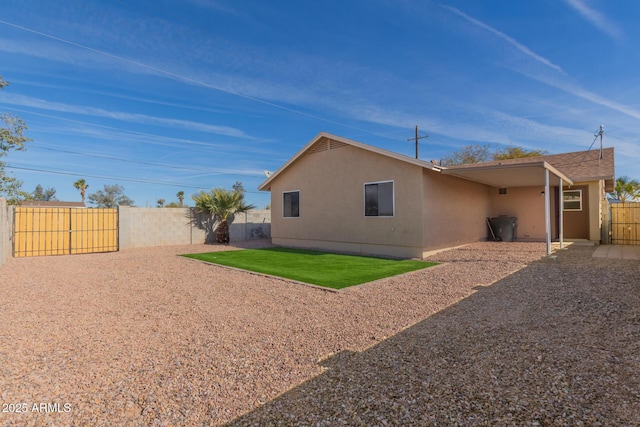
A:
447;148;614;184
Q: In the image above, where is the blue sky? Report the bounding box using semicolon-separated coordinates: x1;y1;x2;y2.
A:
0;0;638;208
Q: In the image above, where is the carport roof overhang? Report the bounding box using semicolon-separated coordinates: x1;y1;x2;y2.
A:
440;161;573;188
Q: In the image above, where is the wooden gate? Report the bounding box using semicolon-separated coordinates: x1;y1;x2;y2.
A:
611;203;640;245
13;207;118;257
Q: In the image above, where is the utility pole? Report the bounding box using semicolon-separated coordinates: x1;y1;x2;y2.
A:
580;124;605;166
407;125;428;159
595;124;604;163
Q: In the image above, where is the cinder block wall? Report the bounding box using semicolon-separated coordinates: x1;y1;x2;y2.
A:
118;207;203;249
118;207;271;250
0;198;11;266
229;210;271;242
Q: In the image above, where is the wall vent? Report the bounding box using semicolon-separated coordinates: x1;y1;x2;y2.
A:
306;138;348;155
306;140;329;155
329;139;348;150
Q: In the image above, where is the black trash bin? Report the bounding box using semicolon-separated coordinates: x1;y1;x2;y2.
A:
489;216;517;242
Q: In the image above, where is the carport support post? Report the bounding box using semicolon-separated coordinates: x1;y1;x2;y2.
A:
545;169;551;255
559;178;564;249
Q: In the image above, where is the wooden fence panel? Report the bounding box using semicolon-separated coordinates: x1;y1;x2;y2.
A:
70;208;118;254
71;209;118;254
13;207;118;257
14;208;71;256
611;204;640;245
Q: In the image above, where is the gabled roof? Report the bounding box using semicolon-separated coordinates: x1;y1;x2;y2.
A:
259;132;615;192
446;147;615;190
258;132;441;191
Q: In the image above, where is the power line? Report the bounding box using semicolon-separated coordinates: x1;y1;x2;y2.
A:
4;163;265;194
3;107;273;178
595;124;604;162
579;124;604;165
2;106;264;154
30;145;263;178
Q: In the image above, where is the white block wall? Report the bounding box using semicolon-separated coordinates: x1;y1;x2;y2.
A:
0;198;11;266
118;207;270;249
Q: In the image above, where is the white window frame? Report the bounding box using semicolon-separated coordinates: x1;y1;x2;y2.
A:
563;189;582;211
364;180;395;217
282;190;300;218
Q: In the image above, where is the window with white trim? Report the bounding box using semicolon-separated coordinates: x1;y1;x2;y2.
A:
364;181;394;217
283;191;300;217
563;190;582;211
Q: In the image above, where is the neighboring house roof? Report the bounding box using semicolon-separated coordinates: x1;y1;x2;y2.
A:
258;132;442;191
20;201;86;208
446;147;615;191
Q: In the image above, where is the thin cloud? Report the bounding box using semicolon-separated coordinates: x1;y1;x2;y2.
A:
0;94;251;138
184;0;239;16
343;103;523;147
7;106;277;158
517;70;640;121
564;0;623;40
337;96;593;152
442;5;566;75
0;19;395;140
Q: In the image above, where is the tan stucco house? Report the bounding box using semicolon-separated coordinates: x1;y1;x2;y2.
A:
259;132;615;258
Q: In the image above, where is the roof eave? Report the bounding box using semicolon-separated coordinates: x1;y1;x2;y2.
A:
441;161;574;187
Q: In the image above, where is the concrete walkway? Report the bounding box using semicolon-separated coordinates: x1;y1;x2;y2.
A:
593;245;640;260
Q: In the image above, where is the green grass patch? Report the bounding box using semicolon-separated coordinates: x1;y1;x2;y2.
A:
181;247;438;290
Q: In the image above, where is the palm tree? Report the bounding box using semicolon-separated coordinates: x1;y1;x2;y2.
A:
192;188;255;243
613;176;640;203
176;191;184;207
73;179;89;205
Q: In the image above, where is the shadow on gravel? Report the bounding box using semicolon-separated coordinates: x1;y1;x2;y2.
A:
225;246;640;426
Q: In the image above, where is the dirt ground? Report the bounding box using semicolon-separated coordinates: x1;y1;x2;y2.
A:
0;241;638;426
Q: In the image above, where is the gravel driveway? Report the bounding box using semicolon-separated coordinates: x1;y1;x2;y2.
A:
1;241;638;426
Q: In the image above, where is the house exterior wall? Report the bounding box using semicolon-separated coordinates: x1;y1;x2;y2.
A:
487;182;604;243
422;171;492;252
556;181;602;242
489;186;547;241
269;144;425;258
562;185;590;239
587;180;604;242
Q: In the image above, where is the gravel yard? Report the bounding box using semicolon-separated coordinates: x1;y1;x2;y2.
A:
1;241;638;426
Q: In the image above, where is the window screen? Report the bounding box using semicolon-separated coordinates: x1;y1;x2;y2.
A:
365;181;394;217
283;191;300;217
